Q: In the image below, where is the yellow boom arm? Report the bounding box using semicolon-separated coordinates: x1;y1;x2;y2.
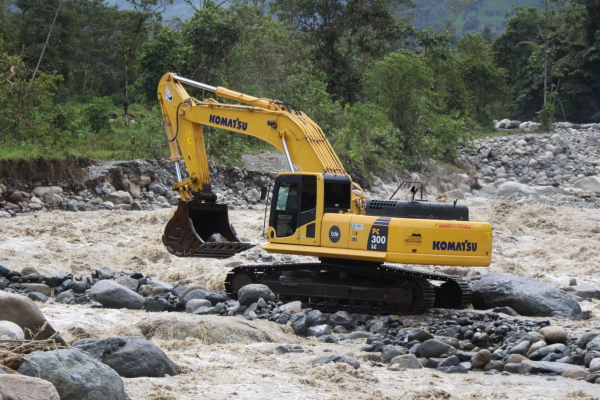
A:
158;73;365;212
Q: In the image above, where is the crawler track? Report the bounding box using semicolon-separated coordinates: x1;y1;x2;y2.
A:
225;261;471;315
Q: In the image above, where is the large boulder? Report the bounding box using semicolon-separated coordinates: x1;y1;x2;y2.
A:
237;284;276;306
72;336;178;378
90;280;144;309
0;291;66;345
0;374;60;400
18;349;129;400
471;273;584;319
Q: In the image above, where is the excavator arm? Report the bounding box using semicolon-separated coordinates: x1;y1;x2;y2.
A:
158;73;364;210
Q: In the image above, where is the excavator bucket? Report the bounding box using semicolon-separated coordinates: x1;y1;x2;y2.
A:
162;200;255;259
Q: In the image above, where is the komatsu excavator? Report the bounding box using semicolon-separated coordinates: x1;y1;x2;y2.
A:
157;73;492;314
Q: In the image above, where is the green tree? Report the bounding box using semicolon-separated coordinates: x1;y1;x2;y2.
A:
272;0;413;105
363;49;434;164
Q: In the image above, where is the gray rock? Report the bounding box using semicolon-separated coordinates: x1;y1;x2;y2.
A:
306;324;332;337
0;375;60;400
186;299;212;313
590;358;600;373
587;335;600;352
437;355;460;369
471;273;584;319
419;339;452;359
69;280;88;293
389;354;423;369
504;363;521;374
193;306;220;315
408;329;434;342
144;296;169;312
115;275;138;292
27;292;48;303
484;360;504;372
306;309;327;328
21;283;51;297
572;176;600;192
382;345;405;363
509;340;530;356
291;312;308;335
42;271;73;287
72;336;178;378
313;354;360;369
56;289;76;303
0;320;24;340
443;365;469;374
182;288;229;306
279;301;303;314
33;186;63;197
330;311;354;329
18;349;128;400
561;285;600;300
95;266;115;280
520;360;587;376
343;331;373;340
104;191;133;205
90;280;144;309
237;284;276;306
577;331;600;349
0;264;11;276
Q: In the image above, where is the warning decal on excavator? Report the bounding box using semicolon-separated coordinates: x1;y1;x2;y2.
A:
368;223;389;252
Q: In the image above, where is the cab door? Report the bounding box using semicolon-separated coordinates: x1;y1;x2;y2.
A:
268;175;302;245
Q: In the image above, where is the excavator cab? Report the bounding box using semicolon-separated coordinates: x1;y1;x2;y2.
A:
163;200;255;259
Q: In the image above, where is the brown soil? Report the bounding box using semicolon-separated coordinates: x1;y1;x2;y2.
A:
0;158;95;187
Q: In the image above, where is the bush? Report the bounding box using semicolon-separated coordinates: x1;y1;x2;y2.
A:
84;97;113;134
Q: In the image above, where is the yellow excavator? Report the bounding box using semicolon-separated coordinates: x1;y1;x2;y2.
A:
158;73;492;313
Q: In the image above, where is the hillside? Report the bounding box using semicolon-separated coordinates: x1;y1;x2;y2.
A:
109;0;547;36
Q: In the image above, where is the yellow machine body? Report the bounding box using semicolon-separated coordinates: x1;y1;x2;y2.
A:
157;72;492;267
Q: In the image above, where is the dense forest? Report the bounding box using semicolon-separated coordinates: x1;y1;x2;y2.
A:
0;0;599;181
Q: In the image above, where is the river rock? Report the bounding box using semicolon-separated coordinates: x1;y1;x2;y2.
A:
572;176;600;192
237;284;276;306
0;375;60;400
0;291;66;344
104;191;133;205
186;299;212;313
114;275;138;291
21;283;51;297
561;285;600;300
471;349;492;368
291;312;308;335
32;186;63;197
279;301;303;314
330;311;354;329
587;335;600;351
471;273;584;319
419;339;452;359
408;329;434;342
306;324;332;337
182;288;229;306
72;336;178;378
90;280;144;309
42;271;73;287
382;345;406;362
0;320;24;340
539;326;568;343
519;360;588;377
313;354;360;369
389;354;423;369
577;331;600;349
18;349;128;400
